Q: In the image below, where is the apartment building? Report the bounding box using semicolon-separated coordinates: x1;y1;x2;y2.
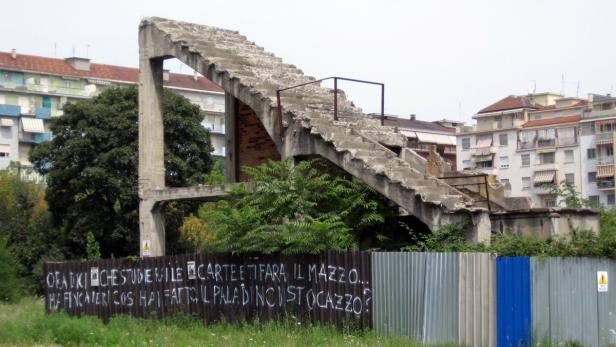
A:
372;114;459;170
580;94;616;206
456;93;594;207
0;50;225;182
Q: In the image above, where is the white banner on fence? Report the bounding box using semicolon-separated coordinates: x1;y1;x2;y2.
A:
90;267;99;287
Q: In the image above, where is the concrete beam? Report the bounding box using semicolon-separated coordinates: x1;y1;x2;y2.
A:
144;184;234;202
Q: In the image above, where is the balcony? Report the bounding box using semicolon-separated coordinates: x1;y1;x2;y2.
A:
597;179;615;190
596;132;613;145
0;104;21;117
19;132;51;144
537;139;556;148
35;107;51;119
33;133;51;143
586;109;616;119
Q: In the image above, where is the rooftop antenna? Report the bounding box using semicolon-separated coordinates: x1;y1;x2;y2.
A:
54;42;57;57
458;101;462;119
576;81;580;98
72;45;76;58
560;73;565;95
533;80;537;93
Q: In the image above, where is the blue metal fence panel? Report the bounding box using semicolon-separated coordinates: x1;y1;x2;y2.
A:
497;257;531;347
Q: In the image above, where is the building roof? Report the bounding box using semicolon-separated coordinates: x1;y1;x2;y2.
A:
0;51;223;93
521;115;581;128
478;95;537;114
380;116;455;134
530;99;587;112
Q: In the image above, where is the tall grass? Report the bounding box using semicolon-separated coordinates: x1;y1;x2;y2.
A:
0;298;454;347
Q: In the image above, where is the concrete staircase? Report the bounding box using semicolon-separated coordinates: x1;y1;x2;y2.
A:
139;17;491;240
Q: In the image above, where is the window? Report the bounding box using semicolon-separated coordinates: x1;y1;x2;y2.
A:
477;160;493;168
544;197;557;208
499;156;509;169
462;138;470;150
564;150;574;163
499;133;508;146
609;194;615;205
608;146;614;157
462;160;472;170
540;152;555;164
522;177;531;190
590;124;596;134
0;145;9;157
588;172;597;183
500;178;510;185
589;195;600;204
565;173;575;184
42;96;51;109
63;80;74;89
495;116;502;129
588;148;596;159
521;154;530;167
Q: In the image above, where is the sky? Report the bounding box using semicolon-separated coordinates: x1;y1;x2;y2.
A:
2;0;616;123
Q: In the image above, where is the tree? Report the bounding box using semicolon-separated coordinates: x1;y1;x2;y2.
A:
30;86;214;258
542;181;593;208
180;159;395;254
0;165;61;294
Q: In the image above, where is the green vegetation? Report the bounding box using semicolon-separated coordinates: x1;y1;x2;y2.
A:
0;298;446;347
180;159;396;254
29;86;215;258
0;237;21;302
0;164;63;298
404;218;616;258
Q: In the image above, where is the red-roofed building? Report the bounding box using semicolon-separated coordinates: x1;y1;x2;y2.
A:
455;92;596;207
0;50;226;181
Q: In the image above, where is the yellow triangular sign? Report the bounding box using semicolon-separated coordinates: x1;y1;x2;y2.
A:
144;242;150;251
599;274;608;285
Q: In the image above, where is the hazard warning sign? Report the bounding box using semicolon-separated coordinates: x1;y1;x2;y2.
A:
142;240;151;257
597;271;608;292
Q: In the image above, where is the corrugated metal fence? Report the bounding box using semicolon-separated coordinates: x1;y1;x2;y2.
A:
372;252;496;347
531;257;616;347
44;252;616;346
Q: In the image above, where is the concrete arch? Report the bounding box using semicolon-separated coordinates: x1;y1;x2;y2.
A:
138;17;494;257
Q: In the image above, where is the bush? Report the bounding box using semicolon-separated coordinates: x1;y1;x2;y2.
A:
180;159;395;254
0;237;21;302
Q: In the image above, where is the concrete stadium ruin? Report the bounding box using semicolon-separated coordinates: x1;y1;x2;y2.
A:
138;17;598;257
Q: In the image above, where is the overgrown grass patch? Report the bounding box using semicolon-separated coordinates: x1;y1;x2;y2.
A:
0;297;452;347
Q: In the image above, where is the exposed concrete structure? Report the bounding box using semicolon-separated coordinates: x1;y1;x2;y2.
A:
137;17;598;257
490;208;599;239
137;17;496;256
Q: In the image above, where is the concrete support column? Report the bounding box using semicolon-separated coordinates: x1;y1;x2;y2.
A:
138;44;166;257
472;211;492;244
225;92;238;182
139;200;165;257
